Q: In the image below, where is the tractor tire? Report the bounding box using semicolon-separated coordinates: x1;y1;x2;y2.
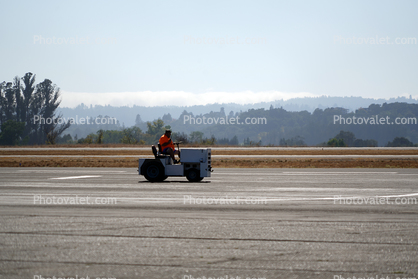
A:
143;161;165;182
186;168;203;182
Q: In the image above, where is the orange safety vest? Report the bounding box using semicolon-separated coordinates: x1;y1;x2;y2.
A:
159;134;174;151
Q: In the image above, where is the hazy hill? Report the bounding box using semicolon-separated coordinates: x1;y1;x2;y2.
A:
57;96;418;127
60;99;418;146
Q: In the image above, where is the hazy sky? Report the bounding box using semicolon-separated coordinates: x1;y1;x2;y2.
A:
1;0;417;107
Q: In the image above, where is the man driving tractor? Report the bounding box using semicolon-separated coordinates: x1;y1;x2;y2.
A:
159;129;180;164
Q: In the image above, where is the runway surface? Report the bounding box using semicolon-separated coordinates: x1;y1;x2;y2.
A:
3;155;418;158
0;168;417;279
2;147;417;151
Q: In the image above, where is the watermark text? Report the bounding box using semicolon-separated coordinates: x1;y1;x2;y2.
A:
184;36;266;45
33;35;117;45
333;115;417;125
184;195;267;205
34;276;116;279
334;35;417;45
33;115;118;125
33;195;117;205
183;115;267;125
333;195;417;205
334;275;415;279
183;275;266;279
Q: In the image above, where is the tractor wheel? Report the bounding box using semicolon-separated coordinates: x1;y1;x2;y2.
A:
143;161;165;182
186;168;203;182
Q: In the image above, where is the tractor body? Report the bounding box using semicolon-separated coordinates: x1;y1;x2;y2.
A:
138;146;212;182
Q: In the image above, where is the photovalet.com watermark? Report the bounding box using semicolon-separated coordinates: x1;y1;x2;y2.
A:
333;195;417;205
33;35;117;45
333;275;416;279
184;195;268;205
333;115;417;125
33;115;118;125
33;276;116;279
334;35;417;45
184;35;267;45
33;195;117;205
183;275;266;279
183;115;267;125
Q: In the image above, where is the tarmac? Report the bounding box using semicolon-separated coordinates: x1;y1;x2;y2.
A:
0;167;417;279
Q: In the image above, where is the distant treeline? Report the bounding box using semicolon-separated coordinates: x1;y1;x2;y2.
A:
57;95;418;127
62;102;418;147
56;102;418;147
162;102;418;146
58;120;221;146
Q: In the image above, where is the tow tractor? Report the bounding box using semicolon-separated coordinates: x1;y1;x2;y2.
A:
138;142;212;182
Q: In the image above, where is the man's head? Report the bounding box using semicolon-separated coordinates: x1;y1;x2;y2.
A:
165;129;172;138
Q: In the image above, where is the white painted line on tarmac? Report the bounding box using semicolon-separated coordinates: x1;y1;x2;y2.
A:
50;175;102;180
212;155;418;158
0;155;151;158
18;170;127;173
0;183;147;188
219;172;398;175
281;171;398;175
263;192;418;202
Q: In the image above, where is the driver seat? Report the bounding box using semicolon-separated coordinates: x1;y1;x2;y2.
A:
151;144;168;159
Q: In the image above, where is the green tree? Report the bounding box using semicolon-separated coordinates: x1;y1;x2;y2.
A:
56;134;73;144
189;131;204;143
335;130;355;147
386;137;414;147
0;120;25;145
121;127;143;144
81;134;95;144
146;119;165;142
3;82;14;121
230;135;239;145
135;114;143;126
101;130;124;143
353;139;378;147
327;138;346;147
202;135;216;145
172;132;189;144
20;73;36;140
96;130;104;144
162;113;173;123
279;136;306;146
